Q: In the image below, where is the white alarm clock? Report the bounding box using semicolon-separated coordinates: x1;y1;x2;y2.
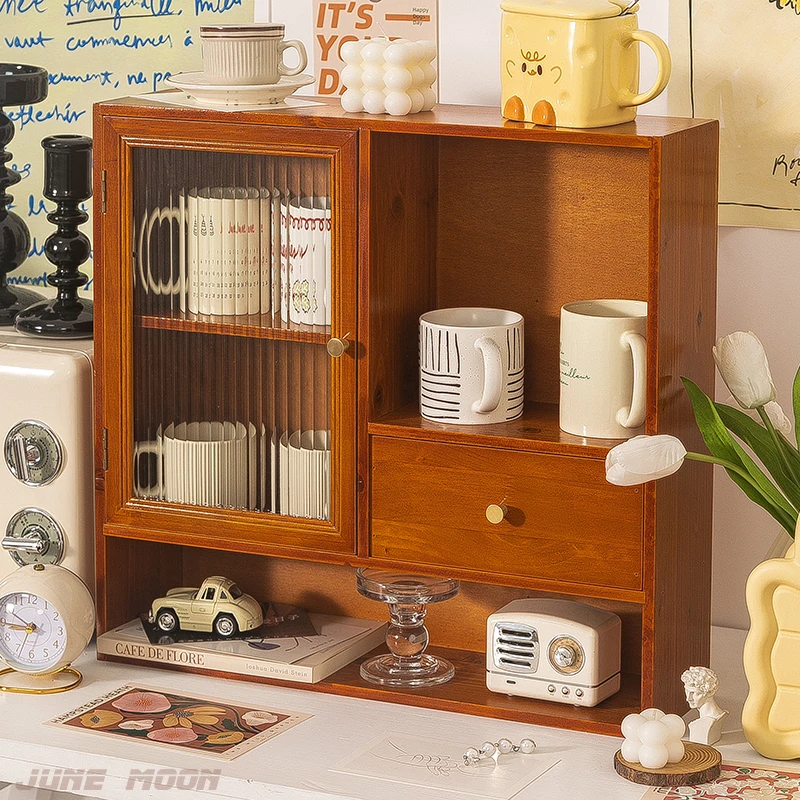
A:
0;563;95;693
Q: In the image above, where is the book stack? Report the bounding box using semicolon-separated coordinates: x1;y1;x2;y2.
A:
97;614;386;684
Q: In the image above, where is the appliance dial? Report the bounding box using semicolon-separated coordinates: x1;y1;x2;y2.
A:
548;635;585;676
2;508;65;567
4;421;64;486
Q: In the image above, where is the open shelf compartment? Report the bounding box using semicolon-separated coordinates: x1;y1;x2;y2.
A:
98;537;644;734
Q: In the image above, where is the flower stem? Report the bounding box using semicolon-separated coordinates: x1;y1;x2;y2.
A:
685;451;797;533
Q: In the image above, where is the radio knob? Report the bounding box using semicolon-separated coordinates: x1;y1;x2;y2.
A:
554;644;578;669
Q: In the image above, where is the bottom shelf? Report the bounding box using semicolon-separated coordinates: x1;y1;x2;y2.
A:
100;644;640;736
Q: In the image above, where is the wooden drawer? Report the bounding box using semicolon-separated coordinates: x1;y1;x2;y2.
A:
370;437;643;590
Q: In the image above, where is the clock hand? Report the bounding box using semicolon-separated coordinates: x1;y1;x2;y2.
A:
17;629;30;656
0;620;34;632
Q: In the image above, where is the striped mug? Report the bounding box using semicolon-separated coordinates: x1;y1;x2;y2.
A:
419;308;524;425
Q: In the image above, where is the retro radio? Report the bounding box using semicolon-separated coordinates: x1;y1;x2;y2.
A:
486;599;622;707
0;331;94;588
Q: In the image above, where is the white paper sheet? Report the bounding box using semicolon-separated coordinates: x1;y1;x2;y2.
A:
330;734;560;799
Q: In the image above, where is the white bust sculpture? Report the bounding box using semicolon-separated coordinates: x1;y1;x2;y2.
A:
681;666;728;746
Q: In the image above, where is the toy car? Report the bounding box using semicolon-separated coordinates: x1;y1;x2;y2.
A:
149;576;264;639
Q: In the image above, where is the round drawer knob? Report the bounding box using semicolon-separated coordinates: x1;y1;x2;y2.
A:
326;336;351;358
485;504;508;525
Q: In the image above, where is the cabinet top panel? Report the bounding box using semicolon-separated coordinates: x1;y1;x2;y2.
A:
95;96;716;147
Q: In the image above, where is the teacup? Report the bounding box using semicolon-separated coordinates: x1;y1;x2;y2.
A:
201;24;308;86
134;421;255;508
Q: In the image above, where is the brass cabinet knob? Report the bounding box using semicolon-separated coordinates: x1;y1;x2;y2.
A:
326;335;351;358
486;504;508;525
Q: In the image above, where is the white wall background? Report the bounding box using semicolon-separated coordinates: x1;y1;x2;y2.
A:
263;0;795;631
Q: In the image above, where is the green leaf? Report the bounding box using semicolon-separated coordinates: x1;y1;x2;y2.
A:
778;432;800;476
715;403;800;511
683;378;797;533
794;366;800;449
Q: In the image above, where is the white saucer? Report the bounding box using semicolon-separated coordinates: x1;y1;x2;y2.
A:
165;72;315;108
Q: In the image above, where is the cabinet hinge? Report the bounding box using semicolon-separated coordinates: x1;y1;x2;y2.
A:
101;170;107;214
102;427;109;471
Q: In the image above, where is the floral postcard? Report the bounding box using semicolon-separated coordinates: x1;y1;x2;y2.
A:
640;762;800;799
48;684;311;761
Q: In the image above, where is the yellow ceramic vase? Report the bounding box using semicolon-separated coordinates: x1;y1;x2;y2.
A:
742;540;800;760
500;0;671;129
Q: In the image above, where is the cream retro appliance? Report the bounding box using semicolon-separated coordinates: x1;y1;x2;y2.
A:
486;599;621;707
0;331;94;588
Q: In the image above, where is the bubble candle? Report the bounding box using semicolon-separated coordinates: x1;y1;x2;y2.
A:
340;38;437;116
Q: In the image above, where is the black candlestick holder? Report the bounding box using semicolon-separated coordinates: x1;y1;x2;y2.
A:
16;135;93;338
0;64;48;326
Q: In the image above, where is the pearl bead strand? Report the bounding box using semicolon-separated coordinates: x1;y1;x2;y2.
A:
463;737;537;766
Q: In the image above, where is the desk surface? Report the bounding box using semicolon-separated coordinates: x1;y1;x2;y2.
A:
0;627;790;800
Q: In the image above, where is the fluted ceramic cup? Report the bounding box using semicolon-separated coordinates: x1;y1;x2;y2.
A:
419;308;524;425
201;24;308;86
559;299;647;439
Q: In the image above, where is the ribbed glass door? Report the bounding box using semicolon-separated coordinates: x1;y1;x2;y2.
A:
130;148;333;522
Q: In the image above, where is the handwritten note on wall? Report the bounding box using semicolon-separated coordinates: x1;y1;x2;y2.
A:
313;0;438;96
685;0;800;230
0;0;253;294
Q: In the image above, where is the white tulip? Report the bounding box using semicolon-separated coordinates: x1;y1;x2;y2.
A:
713;331;776;409
764;401;793;436
605;435;687;486
723;395;793;437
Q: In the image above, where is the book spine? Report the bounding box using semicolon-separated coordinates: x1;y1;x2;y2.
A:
97;636;315;683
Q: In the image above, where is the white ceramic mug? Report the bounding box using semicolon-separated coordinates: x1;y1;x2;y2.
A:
280;196;332;326
559;300;647;439
274;430;331;520
201;24;308;86
136;187;273;317
419;308;525;425
134;421;255;508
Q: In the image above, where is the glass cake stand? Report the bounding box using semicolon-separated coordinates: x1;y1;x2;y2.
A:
356;568;460;688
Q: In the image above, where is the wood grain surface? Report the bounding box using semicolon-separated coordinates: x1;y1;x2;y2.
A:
371;436;644;590
614;743;722;786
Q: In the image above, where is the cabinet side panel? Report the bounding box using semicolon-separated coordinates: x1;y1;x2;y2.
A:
367;132;438;422
650;124;719;711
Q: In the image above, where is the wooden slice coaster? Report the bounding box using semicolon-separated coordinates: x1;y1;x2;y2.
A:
614;742;722;787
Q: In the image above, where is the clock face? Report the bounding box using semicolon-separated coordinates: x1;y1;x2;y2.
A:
0;592;67;673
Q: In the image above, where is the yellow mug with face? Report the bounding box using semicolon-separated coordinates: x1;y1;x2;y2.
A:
500;0;671;129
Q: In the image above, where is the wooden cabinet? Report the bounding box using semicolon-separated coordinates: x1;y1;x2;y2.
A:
94;98;718;736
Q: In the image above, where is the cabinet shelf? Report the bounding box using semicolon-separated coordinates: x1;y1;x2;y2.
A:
369;402;624;459
137;313;331;344
107;645;641;736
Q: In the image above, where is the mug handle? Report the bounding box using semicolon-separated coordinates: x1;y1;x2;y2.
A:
133;440;162;500
618;30;672;108
472;337;503;414
279;40;309;78
616;331;647;429
137;206;183;296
